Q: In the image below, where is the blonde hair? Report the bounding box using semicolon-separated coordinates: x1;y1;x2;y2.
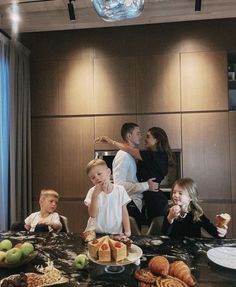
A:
171;178;203;221
40;189;59;200
86;159;108;174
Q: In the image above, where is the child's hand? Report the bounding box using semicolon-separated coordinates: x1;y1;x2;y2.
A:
217;225;228;237
94;183;104;195
168;205;181;223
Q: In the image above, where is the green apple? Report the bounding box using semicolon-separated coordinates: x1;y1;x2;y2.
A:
0;239;13;251
5;248;22;264
21;242;34;257
0;251;6;262
74;254;88;270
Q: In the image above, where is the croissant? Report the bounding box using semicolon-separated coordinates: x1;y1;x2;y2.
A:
169;261;195;286
148;256;169;276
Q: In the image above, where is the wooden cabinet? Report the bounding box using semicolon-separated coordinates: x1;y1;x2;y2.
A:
181;51;228;111
136;53;180;113
32;117;94;199
137;114;181;149
182;112;230;200
94;57;136;114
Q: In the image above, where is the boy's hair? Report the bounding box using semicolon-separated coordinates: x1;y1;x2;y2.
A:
86;159;108;175
171;177;203;221
120;122;139;141
40;189;59;200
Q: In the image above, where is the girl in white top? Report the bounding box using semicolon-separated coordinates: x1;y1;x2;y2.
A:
84;159;131;237
25;189;62;232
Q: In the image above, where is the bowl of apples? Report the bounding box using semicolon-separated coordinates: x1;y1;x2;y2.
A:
0;239;38;268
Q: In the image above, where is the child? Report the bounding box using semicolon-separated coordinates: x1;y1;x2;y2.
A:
24;189;62;232
84;159;131;237
162;178;229;238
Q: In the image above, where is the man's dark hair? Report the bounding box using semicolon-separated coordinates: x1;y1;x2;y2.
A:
121;122;139;140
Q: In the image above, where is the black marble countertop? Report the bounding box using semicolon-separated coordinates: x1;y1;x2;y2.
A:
0;232;236;287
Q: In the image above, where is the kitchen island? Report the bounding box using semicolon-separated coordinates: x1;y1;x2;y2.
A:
0;232;235;286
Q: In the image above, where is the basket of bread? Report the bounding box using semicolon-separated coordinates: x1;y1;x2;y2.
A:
134;255;196;287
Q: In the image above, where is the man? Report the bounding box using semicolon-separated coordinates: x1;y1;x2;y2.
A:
113;122;157;229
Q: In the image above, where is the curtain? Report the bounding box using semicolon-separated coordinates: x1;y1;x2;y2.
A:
9;39;32;225
0;33;10;230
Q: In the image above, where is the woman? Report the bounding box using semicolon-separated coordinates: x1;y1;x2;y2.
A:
95;127;175;225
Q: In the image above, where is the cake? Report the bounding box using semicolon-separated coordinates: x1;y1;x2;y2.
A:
215;213;231;228
82;230;96;242
108;238;127;262
98;238;111;262
88;235;108;258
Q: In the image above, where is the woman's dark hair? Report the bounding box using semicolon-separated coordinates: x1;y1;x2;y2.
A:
148;127;175;166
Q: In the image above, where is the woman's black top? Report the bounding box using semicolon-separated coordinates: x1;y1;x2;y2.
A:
137;150;168;183
162;212;219;238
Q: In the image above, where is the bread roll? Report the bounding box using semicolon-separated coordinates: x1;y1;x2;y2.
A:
169;261;196;286
148;256;169;276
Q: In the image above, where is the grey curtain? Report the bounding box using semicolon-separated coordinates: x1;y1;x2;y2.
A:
9;39;32;225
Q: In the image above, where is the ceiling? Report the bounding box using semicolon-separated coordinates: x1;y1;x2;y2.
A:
1;0;236;34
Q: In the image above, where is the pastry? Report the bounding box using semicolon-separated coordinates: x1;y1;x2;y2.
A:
98;238;111;262
88;235;108;258
148;256;169;276
108;238;127;262
156;275;189;287
169;261;195;286
215;213;231;228
82;230;96;242
134;268;157;284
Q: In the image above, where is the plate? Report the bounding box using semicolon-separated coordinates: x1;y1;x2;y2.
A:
0;251;38;269
87;243;143;266
207;247;236;269
0;273;69;287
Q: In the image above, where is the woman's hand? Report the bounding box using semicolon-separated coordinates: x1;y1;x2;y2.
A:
217;225;228;237
167;205;181;224
95;136;113;145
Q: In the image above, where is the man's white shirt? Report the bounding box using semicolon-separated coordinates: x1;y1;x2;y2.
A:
113;150;148;212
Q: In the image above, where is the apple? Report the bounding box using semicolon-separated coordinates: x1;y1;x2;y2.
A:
5;248;22;264
21;242;34;257
0;251;6;262
0;239;13;251
74;254;88;270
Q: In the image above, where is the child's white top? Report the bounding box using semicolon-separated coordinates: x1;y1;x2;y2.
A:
84;184;131;234
25;211;61;232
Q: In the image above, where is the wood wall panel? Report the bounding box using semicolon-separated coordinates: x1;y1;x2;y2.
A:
182;112;230;200
58;201;88;233
136;53;181;113
181;51;228;111
32;119;61;197
60;117;94;198
31;61;59;116
32;117;94;199
137;114;181;149
95;115;137;150
229;111;236;201
94;57;136;114
58;59;94;115
201;202;232;238
232;204;236;238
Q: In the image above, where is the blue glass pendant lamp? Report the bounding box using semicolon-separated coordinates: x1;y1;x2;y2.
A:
91;0;144;21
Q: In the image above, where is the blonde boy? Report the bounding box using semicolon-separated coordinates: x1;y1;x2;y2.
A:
84;159;131;237
24;189;62;232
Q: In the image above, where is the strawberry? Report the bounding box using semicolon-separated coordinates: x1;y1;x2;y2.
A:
115;242;122;248
101;244;108;250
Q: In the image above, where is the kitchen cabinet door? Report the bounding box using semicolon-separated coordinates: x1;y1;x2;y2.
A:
181;51;228;111
182;112;230;200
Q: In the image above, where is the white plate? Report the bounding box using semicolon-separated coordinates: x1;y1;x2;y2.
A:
87;243;142;266
207;247;236;269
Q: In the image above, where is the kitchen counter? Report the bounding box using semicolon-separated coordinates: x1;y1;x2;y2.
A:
0;232;236;286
